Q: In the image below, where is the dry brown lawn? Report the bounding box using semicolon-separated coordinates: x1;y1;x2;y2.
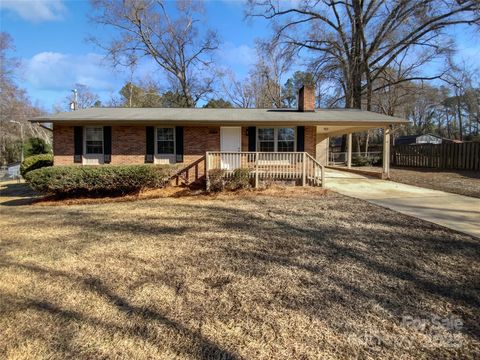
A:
359;167;480;198
0;187;479;359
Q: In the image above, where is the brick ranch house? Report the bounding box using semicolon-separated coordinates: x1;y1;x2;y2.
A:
31;86;408;187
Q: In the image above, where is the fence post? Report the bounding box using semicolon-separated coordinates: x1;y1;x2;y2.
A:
205;152;210;191
254;152;259;188
302;152;306;186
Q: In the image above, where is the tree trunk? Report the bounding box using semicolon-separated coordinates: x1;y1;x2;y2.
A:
456;94;463;141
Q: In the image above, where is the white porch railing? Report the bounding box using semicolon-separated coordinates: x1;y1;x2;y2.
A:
205;151;325;189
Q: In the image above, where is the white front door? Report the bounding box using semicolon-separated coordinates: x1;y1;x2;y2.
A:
220;127;241;170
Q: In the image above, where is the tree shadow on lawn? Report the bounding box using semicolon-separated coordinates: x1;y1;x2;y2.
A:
1;195;479;357
194;199;480;339
0;264;239;360
0;182;41;206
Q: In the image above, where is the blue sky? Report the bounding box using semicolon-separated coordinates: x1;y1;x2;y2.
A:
1;0;264;110
1;0;479;112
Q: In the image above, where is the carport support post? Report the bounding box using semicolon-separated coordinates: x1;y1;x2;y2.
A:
347;133;352;169
383;127;391;179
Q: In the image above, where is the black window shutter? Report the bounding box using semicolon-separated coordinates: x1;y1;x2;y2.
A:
248;126;256;152
74;126;83;163
145;126;154;163
297;126;305;152
175;126;184;163
103;126;112;163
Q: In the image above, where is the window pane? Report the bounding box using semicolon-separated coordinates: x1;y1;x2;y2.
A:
85;127;103;154
259;141;274;152
157;141;174;154
278;141;294;152
86;142;103;154
86;127;103;141
278;128;295;141
258;128;274;141
157;128;174;141
157;128;175;154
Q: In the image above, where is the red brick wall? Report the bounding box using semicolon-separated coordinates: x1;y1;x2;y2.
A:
111;126;145;165
183;126;220;164
53;125;75;165
305;126;316;158
52;124;316;167
298;86;315;112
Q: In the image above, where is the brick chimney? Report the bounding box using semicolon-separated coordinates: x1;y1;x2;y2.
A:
298;85;315;112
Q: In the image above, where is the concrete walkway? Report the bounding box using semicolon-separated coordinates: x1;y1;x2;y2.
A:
325;169;480;238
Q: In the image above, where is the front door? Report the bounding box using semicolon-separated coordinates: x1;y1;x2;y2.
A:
220;127;241;170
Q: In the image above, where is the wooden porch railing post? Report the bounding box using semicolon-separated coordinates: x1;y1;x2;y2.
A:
302;152;306;186
205;152;210;191
254;152;259;188
321;164;325;188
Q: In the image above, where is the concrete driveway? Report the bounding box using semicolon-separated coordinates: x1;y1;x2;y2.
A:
325;169;480;238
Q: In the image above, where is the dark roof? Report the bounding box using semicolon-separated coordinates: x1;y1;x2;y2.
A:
395;135;419;145
30;107;408;126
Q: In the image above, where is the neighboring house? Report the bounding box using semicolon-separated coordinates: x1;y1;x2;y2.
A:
30;86;408;184
395;133;460;145
1;162;21;180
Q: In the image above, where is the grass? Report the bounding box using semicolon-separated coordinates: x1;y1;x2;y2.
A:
0;188;479;359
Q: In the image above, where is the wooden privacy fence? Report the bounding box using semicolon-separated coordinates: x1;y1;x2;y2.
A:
392;142;480;171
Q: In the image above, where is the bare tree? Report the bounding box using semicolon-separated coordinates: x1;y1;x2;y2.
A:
250;40;294;108
0;32;50;164
442;61;480;140
66;83;100;110
221;71;255;108
247;0;480;110
89;0;219;107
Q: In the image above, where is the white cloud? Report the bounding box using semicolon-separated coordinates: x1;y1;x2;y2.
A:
20;51;123;109
23;51;117;91
218;42;256;68
0;0;66;22
20;51;170;109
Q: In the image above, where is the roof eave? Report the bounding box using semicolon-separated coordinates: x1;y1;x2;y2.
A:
30;118;408;126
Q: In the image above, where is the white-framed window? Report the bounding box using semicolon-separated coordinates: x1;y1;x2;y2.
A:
85;127;103;154
257;127;296;152
258;128;275;152
156;127;175;154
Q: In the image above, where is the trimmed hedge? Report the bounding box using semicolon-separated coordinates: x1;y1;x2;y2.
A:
351;154;382;167
20;154;53;177
227;168;251;190
25;165;173;196
351;155;370;167
207;168;252;192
